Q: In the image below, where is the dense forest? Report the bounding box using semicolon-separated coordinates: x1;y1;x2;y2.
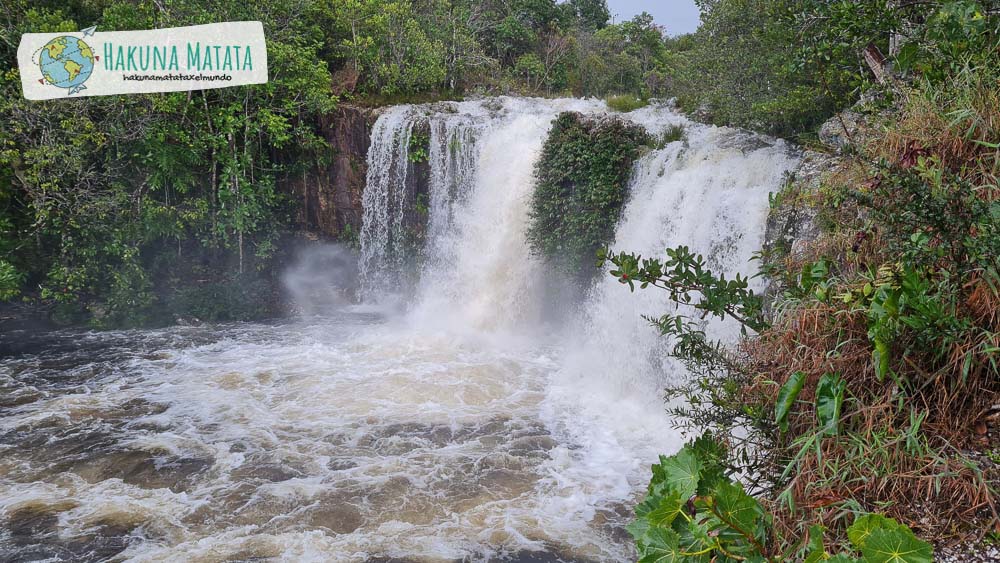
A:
1;0;998;560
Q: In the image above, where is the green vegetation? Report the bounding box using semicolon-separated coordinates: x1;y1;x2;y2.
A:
657;124;686;147
1;0;337;326
331;0;673;98
606;95;649;113
630;438;933;562
605;0;1000;558
1;0;996;556
527;112;649;280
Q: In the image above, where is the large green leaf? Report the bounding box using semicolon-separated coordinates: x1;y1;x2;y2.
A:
847;514;900;549
658;446;702;499
626;517;651;543
860;528;934;563
688;434;727;494
711;481;767;543
816;373;846;435
639;527;683;563
646;492;685;529
775;371;807;432
675;519;715;563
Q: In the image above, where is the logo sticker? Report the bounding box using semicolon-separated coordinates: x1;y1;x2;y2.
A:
18;21;268;100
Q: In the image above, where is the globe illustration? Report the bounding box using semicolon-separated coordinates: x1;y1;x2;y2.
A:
38;36;95;90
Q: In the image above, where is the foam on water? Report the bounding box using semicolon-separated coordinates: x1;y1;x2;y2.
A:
0;98;798;562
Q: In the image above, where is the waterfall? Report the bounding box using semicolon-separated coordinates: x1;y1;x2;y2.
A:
548;108;800;468
359;97;606;323
359;105;415;296
425;111;482;246
360;98;798;342
359;96;799;496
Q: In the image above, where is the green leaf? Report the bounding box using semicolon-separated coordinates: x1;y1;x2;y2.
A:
776;371;807;432
816;373;846;436
658;446;702;499
873;339;890;382
627;517;651;542
860;527;933;563
639;527;683;563
676;518;715;561
848;514;900;549
646;493;686;529
712;481;767;542
802;524;827;562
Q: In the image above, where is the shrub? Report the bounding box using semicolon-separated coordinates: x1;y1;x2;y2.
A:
0;260;23;301
527;112;650;280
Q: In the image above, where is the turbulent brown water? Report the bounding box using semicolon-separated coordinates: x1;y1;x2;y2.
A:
0;98;798;562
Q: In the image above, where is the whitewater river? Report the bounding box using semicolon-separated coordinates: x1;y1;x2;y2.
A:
0;99;798;562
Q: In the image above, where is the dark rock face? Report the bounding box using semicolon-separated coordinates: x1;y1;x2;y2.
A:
286;105;432;247
760;149;839;307
817;111;862;152
401;119;432;255
288;105;375;239
762;150;833;259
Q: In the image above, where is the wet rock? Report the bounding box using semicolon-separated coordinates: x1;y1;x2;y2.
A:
760;149;840;307
285;105;375;239
818;111;862;152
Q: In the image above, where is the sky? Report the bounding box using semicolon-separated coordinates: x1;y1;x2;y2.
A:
605;0;701;35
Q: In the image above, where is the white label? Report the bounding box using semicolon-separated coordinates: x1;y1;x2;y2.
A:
18;21;268;100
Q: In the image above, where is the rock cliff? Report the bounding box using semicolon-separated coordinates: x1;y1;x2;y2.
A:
287;105;374;240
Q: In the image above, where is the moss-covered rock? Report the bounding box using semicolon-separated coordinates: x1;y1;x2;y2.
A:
527;112;650;281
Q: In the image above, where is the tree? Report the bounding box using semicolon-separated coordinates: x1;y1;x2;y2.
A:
570;0;610;30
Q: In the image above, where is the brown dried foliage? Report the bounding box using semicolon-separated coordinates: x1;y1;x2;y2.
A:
875;76;1000;193
740;78;1000;543
744;294;997;543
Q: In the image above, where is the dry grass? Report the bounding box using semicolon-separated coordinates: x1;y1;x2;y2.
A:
743;295;999;545
875;70;1000;192
740;71;1000;544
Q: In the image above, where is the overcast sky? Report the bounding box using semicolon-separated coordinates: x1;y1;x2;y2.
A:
605;0;701;35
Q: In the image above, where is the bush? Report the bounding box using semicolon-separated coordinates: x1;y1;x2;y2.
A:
527;112;650;280
0;260;23;302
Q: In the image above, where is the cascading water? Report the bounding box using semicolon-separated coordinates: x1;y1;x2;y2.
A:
0;97;798;562
359;106;416;296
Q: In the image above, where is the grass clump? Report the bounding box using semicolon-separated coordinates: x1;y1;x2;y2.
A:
655;124;687;148
606;95;649;113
